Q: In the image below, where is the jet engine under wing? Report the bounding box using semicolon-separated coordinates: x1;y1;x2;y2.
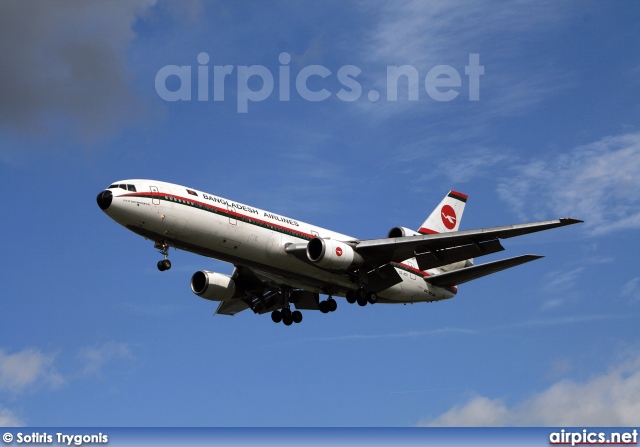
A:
424;254;543;287
354;218;581;267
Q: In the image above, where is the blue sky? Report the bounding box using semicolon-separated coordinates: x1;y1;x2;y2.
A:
1;0;640;427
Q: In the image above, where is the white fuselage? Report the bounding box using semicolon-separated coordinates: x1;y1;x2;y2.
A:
100;179;456;303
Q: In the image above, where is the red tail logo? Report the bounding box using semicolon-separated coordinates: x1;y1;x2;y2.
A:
441;205;457;230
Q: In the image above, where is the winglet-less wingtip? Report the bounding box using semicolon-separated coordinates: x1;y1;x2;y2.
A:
560;217;584;225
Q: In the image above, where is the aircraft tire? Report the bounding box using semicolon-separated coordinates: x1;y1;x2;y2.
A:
366;291;378;305
319;301;329;313
283;314;293;326
292;311;303;324
357;296;367;307
271;310;282;323
162;259;171;270
157;261;166;271
346;291;356;304
328;298;337;312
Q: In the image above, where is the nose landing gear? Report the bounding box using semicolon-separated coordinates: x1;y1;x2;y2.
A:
155;240;172;271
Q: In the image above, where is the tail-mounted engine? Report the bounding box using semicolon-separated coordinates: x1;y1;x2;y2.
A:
190;271;237;301
306;238;363;271
387;226;422;238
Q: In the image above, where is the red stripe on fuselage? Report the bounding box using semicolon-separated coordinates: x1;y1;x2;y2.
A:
119;192;317;241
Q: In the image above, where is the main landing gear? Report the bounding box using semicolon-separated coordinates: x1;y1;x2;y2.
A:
271;306;303;326
346;287;377;306
319;297;338;313
155;240;172;271
269;292;337;326
270;287;303;326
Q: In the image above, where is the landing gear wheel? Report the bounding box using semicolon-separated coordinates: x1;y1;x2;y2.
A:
282;307;292;320
327;297;337;312
283;314;293;326
155;241;172;272
357;296;368;306
366;291;378;305
292;310;303;324
346;291;357;304
319;301;329;313
271;310;282;323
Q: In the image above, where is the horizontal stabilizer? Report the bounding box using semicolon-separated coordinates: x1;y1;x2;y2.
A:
424;254;543;287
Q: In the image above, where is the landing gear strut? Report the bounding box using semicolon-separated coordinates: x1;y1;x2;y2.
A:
155;241;172;271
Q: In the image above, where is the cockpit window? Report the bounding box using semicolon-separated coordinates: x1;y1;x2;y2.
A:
107;184;136;191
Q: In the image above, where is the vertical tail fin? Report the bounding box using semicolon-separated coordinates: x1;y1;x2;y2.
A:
418;190;468;234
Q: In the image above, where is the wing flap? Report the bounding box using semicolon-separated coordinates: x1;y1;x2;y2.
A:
424;254;543;287
360;263;404;293
214;299;251;316
415;239;504;270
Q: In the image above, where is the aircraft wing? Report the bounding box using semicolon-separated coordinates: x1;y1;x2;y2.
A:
354;218;581;267
424;254;543;287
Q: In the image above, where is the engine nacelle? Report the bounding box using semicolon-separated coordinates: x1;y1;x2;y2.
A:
438;258;474;272
190;271;236;301
387;226;422;238
306;238;363;271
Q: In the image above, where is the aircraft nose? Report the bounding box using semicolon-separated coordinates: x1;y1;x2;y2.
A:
96;190;113;210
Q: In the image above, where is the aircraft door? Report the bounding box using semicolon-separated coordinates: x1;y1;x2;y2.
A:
227;205;237;226
150;186;160;205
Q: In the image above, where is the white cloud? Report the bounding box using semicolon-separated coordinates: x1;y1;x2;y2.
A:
497;132;640;234
0;343;133;425
77;341;133;377
0;406;23;426
622;277;640;303
420;354;640;426
0;348;64;393
270;328;476;347
357;0;570;118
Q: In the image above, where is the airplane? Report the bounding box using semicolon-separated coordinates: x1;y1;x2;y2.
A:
96;179;582;325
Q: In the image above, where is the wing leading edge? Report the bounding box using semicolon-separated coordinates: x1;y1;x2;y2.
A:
354;218;582;267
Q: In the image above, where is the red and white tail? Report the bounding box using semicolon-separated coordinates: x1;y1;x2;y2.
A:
418;191;468;234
